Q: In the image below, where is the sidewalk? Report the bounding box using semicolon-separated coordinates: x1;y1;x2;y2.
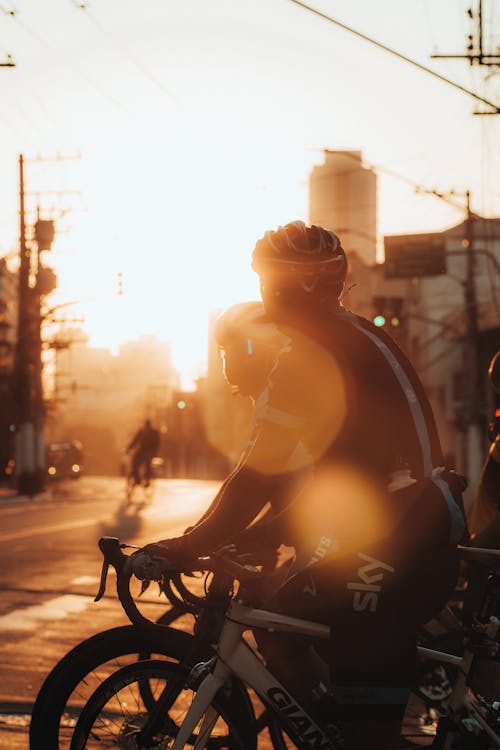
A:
0;486;48;505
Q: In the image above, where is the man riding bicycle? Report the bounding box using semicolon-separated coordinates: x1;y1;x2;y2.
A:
140;221;468;749
127;418;160;488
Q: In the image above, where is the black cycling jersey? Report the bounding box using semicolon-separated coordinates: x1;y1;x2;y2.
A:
183;304;466;562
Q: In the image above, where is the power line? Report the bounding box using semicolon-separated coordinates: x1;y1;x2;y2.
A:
314;148;468;213
68;0;178;107
286;0;500;114
1;6;127;111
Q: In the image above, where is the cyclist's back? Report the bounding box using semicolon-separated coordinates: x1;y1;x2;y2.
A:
128;419;159;457
248;222;468;748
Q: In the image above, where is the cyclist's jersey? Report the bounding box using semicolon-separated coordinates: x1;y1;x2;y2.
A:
184;305;466;561
128;427;159;456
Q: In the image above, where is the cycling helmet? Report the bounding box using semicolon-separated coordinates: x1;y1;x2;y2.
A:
252;221;347;303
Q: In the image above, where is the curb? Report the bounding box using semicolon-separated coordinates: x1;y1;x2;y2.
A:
0;489;50;505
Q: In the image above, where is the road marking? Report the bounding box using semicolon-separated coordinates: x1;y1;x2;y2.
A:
0;594;93;632
72;575;100;585
0;517;99;542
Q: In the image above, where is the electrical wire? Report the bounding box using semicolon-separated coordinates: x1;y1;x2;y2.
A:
312;148;467;213
419;341;460;373
68;0;178;107
1;5;127;111
285;0;500;114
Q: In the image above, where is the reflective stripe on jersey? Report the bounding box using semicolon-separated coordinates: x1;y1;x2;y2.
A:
343;310;465;544
345;312;433;476
264;405;304;429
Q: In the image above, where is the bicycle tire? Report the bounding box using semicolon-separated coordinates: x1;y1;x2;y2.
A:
29;624;193;750
69;659;256;750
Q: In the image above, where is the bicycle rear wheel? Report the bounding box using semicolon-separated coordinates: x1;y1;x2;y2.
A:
29;623;194;750
69;659;256;750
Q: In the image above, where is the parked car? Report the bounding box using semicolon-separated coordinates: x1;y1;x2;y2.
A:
47;440;83;479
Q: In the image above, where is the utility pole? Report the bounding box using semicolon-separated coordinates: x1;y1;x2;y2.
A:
462;192;484;485
289;0;500;114
14;156;61;496
431;0;500;115
432;0;500;68
15;154;38;495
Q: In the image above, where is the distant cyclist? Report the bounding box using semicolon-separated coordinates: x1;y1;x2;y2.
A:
127;419;160;489
139;222;468;749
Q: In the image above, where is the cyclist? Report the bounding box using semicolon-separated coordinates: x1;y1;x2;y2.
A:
126;418;160;489
464;350;500;626
469;350;500;545
140;221;468;749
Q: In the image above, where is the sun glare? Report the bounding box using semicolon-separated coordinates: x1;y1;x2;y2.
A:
291;464;392;556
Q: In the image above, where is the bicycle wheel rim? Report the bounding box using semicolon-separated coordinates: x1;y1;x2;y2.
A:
70;659;254;750
29;625;194;750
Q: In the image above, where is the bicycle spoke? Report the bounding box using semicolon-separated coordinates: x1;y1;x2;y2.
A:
70;661;249;750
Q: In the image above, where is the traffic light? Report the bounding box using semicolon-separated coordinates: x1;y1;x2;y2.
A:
372;297;404;329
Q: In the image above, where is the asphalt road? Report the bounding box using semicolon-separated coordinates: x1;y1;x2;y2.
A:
0;475;220;750
0;476;435;750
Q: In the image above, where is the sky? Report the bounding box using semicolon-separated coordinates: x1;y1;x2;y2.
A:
1;0;499;386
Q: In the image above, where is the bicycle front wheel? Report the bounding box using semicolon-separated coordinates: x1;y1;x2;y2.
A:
30;623;194;750
69;659;256;750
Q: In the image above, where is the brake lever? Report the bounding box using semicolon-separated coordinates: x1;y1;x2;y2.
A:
94;536;131;603
94;558;110;602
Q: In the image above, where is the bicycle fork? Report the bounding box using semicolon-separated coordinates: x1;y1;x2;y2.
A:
171;657;231;750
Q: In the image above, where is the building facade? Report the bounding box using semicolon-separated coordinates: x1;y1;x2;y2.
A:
50;334;176;475
397;218;500;507
309;150;378;266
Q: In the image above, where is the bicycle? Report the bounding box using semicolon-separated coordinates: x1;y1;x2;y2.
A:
29;539;283;750
125;453;156;505
28;537;470;749
65;540;500;749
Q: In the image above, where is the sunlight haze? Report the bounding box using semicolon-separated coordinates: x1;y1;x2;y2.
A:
1;0;499;385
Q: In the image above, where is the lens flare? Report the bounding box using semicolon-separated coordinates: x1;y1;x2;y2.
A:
290;465;392;555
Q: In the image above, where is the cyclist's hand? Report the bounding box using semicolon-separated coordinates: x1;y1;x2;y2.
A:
130;550;171;581
138;537;191;570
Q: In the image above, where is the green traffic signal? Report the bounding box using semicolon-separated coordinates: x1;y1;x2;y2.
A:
373;315;386;327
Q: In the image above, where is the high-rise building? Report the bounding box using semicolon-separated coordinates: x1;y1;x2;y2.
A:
308;150;377;266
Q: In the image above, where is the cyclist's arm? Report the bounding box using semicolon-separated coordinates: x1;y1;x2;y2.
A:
185;473;235;531
127;429;140;452
181;464;280;555
139;409;304;562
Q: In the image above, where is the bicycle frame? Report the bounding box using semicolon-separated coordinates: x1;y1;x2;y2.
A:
92;537;500;749
172;599;334;749
171;596;500;750
417;643;500;747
